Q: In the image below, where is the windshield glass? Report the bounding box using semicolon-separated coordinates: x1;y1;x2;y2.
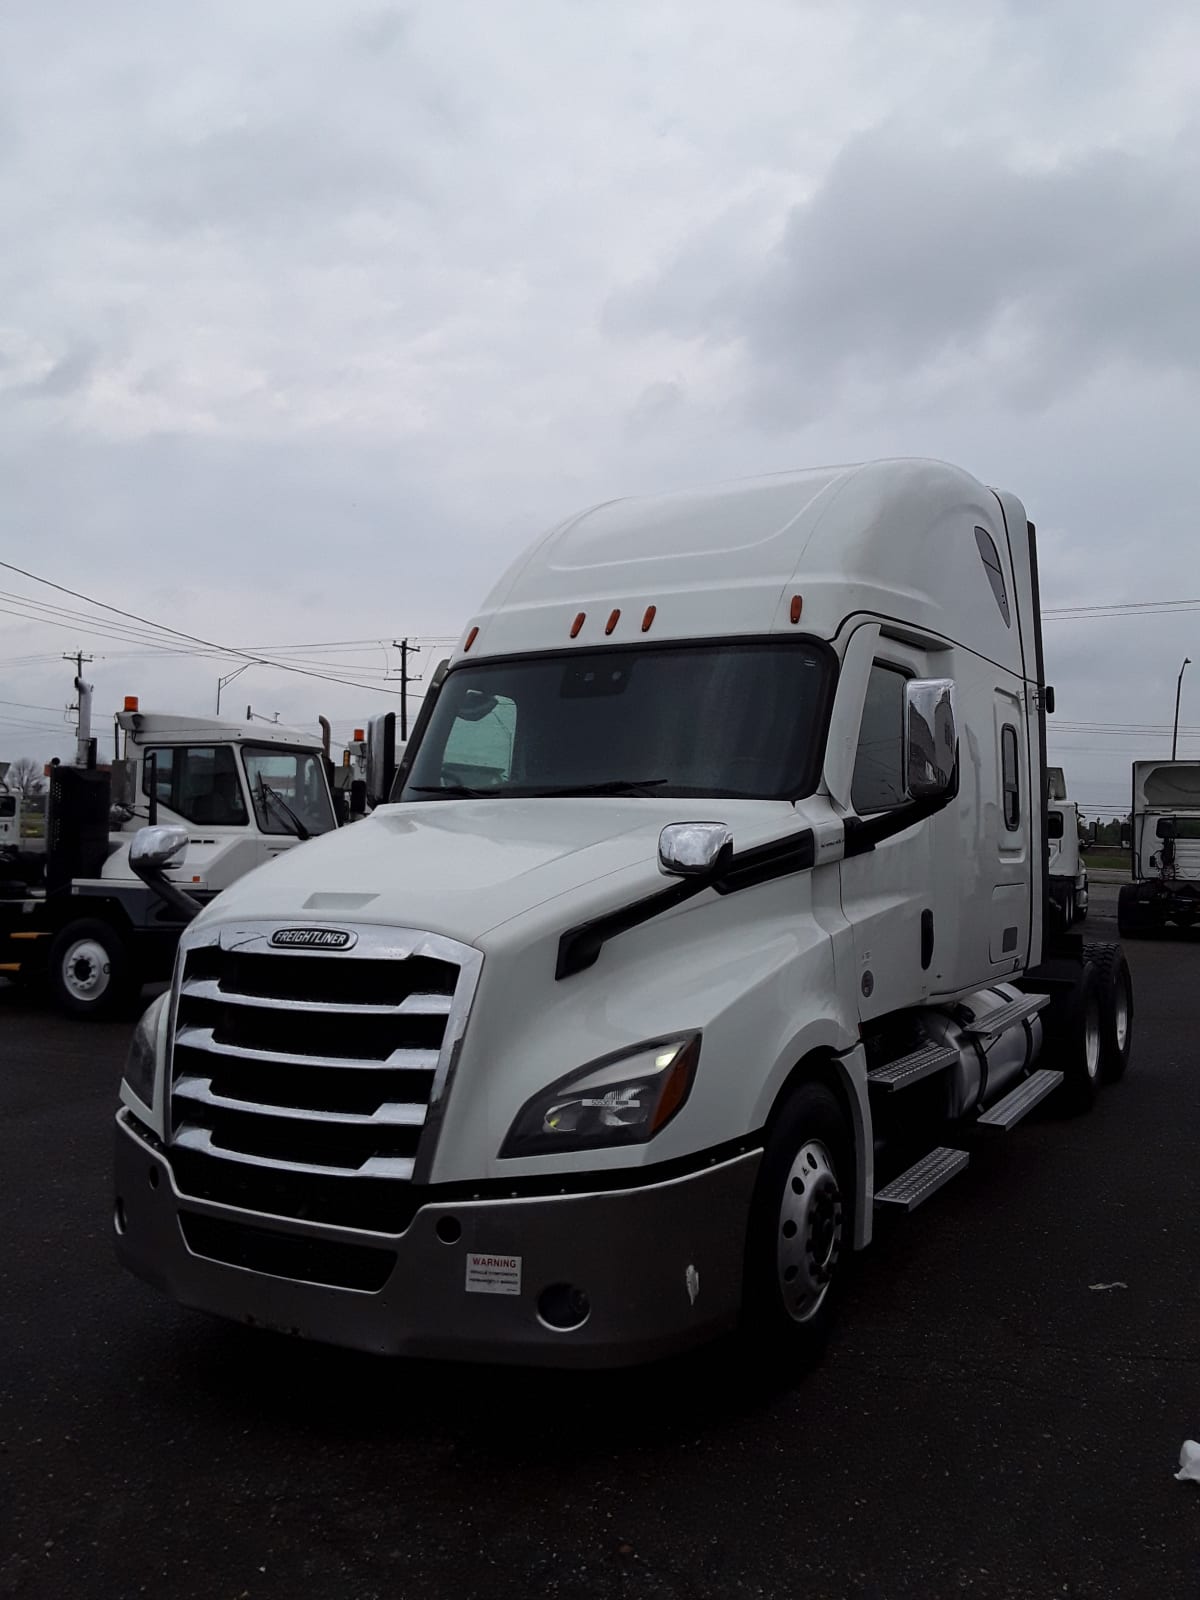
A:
242;746;336;835
400;642;833;801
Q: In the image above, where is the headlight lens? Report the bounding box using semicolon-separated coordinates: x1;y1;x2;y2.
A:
500;1034;701;1158
123;992;168;1108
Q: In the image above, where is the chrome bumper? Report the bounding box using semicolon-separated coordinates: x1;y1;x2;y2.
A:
114;1111;761;1368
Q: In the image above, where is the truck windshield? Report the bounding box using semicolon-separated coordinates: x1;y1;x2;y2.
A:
400;642;833;802
242;747;336;836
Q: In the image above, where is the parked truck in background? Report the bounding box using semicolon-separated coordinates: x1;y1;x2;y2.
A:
114;458;1135;1370
1046;766;1088;928
1119;759;1200;935
1;702;337;1017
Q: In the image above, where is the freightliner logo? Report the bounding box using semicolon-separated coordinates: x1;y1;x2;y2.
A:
270;927;357;950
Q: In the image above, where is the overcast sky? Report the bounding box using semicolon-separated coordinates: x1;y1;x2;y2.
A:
2;0;1198;815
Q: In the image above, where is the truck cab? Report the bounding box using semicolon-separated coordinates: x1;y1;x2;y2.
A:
1046;767;1088;927
1;709;336;1016
1120;759;1200;934
114;458;1133;1370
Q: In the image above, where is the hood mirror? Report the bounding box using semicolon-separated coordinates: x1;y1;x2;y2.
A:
129;824;189;871
658;822;733;879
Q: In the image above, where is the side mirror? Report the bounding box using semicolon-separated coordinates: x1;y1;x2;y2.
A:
658;822;733;878
1046;811;1065;840
129;824;188;871
905;679;957;799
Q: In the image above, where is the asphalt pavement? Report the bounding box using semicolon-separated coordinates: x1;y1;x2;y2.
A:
2;888;1199;1599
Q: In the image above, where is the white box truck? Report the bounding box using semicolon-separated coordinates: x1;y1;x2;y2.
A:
1046;767;1088;927
114;459;1134;1369
1119;759;1200;935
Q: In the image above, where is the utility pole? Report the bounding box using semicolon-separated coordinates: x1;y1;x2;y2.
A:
1173;656;1191;759
217;663;251;714
392;639;423;740
64;651;94;767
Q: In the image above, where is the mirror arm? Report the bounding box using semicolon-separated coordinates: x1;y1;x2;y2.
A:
131;858;203;922
844;786;957;859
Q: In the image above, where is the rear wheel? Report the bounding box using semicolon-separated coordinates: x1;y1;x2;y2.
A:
48;918;136;1019
1043;961;1103;1113
742;1081;853;1372
1082;941;1133;1082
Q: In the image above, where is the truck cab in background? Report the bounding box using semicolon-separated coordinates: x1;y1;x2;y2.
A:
115;458;1135;1372
1046;766;1088;928
1120;759;1200;935
1;708;336;1017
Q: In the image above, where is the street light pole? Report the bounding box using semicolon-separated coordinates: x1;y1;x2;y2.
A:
1172;656;1191;759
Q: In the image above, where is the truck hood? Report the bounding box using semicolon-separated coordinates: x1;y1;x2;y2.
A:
196;796;798;945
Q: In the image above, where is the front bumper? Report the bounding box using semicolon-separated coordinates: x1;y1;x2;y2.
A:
114;1111;761;1368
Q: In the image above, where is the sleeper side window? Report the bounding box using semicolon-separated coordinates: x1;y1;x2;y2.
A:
975;526;1011;627
1001;724;1020;830
852;663;908;814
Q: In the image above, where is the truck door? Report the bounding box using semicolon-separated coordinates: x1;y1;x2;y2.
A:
840;650;938;1020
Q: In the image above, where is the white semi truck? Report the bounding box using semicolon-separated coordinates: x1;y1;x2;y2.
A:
1119;759;1200;935
114;459;1134;1369
1046;766;1088;928
1;703;337;1017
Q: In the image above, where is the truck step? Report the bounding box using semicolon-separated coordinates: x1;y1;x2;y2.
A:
964;993;1050;1040
868;1042;960;1093
874;1146;969;1212
975;1068;1063;1133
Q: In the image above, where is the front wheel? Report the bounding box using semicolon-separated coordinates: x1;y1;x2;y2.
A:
48;918;136;1019
742;1081;853;1371
1117;884;1149;940
1076;874;1089;923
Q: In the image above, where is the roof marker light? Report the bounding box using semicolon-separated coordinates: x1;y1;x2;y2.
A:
570;612;586;638
605;609;621;636
790;595;803;624
353;728;365;742
464;626;479;652
641;605;656;632
123;696;139;712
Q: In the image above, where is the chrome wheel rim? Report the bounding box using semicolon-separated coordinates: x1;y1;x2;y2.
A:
1114;977;1130;1053
777;1138;843;1324
62;938;111;1003
1084;990;1102;1080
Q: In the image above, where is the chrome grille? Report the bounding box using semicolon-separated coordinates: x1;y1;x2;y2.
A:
167;922;480;1228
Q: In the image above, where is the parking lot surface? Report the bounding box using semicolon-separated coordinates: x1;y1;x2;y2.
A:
2;887;1199;1599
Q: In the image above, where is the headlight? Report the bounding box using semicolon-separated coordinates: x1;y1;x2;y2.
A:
499;1034;701;1158
123;992;168;1108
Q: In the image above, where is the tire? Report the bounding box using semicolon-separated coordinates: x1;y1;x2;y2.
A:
1082;941;1133;1083
48;918;135;1019
741;1080;853;1372
1063;886;1076;928
1042;961;1103;1114
1117;884;1149;940
1076;874;1088;923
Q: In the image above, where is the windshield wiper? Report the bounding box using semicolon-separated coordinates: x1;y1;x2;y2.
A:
515;778;668;797
407;784;496;799
257;776;311;840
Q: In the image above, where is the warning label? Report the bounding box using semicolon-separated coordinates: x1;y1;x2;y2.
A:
465;1253;522;1296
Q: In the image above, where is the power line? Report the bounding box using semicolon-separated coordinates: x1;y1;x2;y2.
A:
0;559;413;699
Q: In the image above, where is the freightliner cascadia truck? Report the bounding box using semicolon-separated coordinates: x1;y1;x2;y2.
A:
113;459;1134;1369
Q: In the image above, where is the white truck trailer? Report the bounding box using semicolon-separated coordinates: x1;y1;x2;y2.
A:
114;459;1134;1369
1119;759;1200;935
1;704;337;1017
1046;766;1088;927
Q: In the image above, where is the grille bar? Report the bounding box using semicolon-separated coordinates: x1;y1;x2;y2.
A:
180;976;453;1018
176;1025;439;1074
174;1126;417;1180
174;1075;429;1127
